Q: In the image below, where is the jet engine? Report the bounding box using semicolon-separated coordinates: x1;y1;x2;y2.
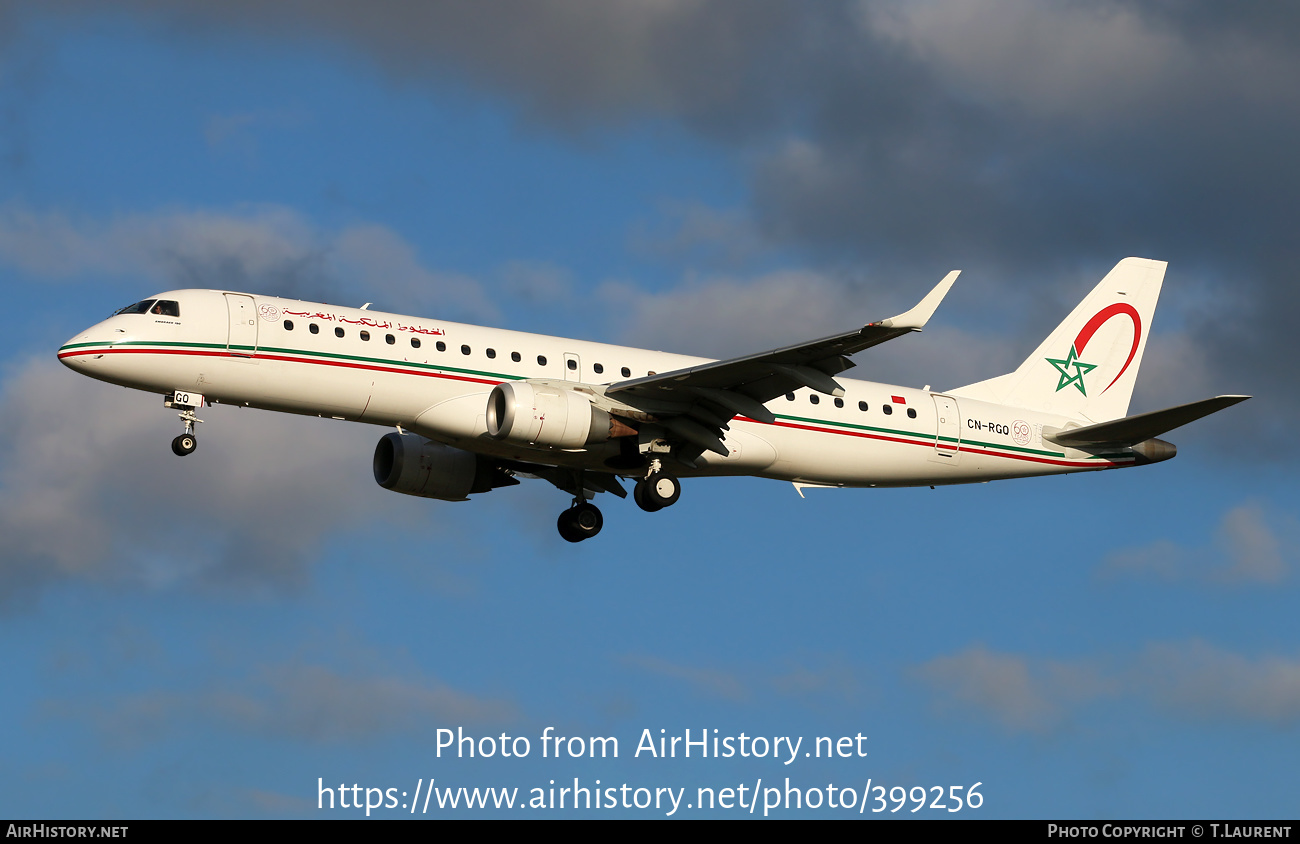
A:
373;432;517;500
487;381;630;449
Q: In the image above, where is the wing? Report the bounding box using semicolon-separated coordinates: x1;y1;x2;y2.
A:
604;271;959;458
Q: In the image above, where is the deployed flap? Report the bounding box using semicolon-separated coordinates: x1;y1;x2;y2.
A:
1044;395;1249;447
504;462;628;499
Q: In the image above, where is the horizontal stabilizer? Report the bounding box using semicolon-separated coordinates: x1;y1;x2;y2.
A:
1044;395;1250;447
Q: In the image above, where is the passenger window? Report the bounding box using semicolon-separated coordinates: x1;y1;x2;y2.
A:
436;341;446;352
567;359;577;371
810;394;820;405
621;367;631;378
537;355;547;366
834;398;844;408
883;405;893;415
411;338;421;349
486;348;496;359
907;408;917;419
360;331;370;341
786;393;795;401
283;320;294;330
593;363;604;374
385;334;395;345
335;327;345;338
511;352;521;362
858;401;868;411
461;345;471;355
309;324;319;334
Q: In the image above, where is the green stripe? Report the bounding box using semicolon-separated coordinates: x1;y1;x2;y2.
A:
64;339;1132;460
61;339;527;382
773;412;1070;459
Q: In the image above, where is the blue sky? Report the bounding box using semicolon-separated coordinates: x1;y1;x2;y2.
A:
1;2;1297;819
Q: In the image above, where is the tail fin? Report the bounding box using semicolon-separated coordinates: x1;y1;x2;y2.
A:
951;257;1166;423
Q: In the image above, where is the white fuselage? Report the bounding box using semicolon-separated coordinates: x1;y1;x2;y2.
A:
59;289;1138;488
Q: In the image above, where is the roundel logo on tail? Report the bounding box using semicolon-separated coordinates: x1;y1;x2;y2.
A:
1045;303;1142;397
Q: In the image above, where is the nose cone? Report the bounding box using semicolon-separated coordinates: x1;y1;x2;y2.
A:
59;335;94;374
58;321;113;375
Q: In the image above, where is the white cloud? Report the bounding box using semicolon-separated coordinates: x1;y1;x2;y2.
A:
1135;641;1300;725
917;639;1300;731
1098;501;1292;585
0;203;495;321
50;659;517;748
913;644;1113;732
599;268;872;359
0;357;437;601
622;653;749;703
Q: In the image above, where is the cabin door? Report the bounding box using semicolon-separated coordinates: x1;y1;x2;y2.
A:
931;394;961;465
225;294;258;356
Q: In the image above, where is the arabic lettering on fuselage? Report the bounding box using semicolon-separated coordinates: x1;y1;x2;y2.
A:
280;310;445;335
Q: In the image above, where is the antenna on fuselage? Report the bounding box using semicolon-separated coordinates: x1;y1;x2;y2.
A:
361;303;372;310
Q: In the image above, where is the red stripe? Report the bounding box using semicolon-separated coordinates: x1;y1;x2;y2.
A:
769;418;1130;469
58;346;502;386
65;346;1131;470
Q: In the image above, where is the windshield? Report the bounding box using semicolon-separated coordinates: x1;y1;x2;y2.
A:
112;299;180;317
113;299;157;316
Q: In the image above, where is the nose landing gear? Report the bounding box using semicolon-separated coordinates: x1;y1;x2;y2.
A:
165;390;204;457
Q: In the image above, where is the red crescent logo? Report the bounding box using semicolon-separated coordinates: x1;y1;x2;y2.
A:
1073;303;1141;394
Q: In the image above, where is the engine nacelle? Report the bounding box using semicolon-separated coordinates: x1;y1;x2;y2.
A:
373;432;516;501
486;381;614;449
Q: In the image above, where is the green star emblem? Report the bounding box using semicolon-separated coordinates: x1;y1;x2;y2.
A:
1046;345;1097;395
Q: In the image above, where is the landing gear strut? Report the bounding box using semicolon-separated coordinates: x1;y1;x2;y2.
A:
634;460;681;513
557;500;603;542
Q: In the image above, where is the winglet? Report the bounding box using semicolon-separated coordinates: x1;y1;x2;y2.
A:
878;270;960;330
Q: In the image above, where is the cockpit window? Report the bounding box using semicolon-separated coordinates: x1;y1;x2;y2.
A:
112;299;180;317
114;299;156;316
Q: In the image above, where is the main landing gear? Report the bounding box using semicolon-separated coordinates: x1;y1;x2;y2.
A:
557;500;604;543
553;460;683;542
633;460;681;513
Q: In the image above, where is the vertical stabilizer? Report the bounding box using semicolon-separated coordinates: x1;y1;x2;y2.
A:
951;258;1165;423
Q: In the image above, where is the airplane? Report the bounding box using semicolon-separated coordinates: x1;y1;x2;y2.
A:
58;257;1247;542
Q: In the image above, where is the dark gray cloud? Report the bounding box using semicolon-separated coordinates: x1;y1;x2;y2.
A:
1;1;1290;446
